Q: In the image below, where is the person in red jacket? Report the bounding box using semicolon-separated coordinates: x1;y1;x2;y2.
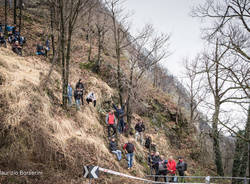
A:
167;156;176;182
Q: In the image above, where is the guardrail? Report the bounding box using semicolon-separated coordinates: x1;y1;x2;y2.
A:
83;165;250;184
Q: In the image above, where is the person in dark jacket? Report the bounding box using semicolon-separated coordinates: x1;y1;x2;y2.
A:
0;33;6;48
176;157;187;183
123;140;135;169
147;151;155;174
74;88;82;110
113;101;126;133
75;79;84;105
0;23;2;33
155;155;168;182
109;137;122;161
12;40;22;56
36;43;46;56
135;121;145;144
152;152;161;174
145;136;152;149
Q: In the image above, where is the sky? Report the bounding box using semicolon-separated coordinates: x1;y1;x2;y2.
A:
123;0;205;79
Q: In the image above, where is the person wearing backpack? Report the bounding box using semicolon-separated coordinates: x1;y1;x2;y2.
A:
109;137;122;161
123;140;135;169
176;157;187;183
106;110;117;138
155;155;168;182
167;156;177;182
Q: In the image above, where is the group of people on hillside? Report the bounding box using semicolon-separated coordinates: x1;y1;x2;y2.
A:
0;23;25;56
105;99;188;182
67;79;96;110
109;137;136;170
148;151;188;182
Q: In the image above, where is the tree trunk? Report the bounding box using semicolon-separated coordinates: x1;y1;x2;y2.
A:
50;6;55;57
18;0;22;33
65;24;73;109
126;66;134;136
212;102;224;176
95;30;101;73
59;0;66;108
117;47;123;106
13;0;16;24
246;105;250;178
4;0;7;35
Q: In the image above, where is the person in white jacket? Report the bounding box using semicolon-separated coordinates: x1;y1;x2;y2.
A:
86;92;96;107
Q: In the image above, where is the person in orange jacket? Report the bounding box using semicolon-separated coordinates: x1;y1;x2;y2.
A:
167;156;177;182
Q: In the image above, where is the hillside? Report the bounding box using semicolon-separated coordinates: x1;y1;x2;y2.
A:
0;2;225;184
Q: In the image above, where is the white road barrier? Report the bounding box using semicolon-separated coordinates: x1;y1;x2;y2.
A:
99;167;206;184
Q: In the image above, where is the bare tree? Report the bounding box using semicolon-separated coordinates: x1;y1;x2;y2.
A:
58;0;92;108
184;55;206;126
94;5;109;73
105;0;133;107
125;24;170;132
199;39;248;176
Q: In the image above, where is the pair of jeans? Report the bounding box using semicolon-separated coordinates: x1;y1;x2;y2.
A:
112;150;122;161
75;99;81;110
108;124;116;137
126;153;134;168
118;119;124;133
135;131;144;144
68;96;72;106
155;170;167;182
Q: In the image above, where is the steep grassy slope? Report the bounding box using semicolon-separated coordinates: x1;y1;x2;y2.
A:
0;5;217;184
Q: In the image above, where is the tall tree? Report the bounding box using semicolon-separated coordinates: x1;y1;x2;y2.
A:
13;0;17;24
126;24;170;134
18;0;23;33
58;0;93;108
106;0;132;107
94;6;109;73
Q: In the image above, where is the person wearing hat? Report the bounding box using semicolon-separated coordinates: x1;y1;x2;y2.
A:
176;156;187;183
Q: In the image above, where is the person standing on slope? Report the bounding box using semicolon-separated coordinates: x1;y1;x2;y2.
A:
155;155;168;182
67;83;73;106
74;87;82;110
109;137;122;161
123;140;135;170
75;79;84;105
176;157;187;183
147;151;155;175
167;156;177;182
86;92;96;107
106;110;117;138
135;120;145;144
112;101;126;133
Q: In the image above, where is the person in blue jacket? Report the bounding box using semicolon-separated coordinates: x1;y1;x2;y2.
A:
112;100;126;133
67;83;73;106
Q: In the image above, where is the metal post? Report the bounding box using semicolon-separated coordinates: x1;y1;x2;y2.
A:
244;177;247;184
205;176;210;184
